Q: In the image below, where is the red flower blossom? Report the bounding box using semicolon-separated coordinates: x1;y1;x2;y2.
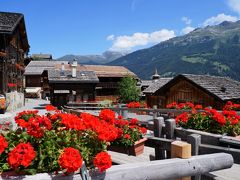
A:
0;135;8;154
45;105;57;111
130;118;138;125
127;102;141;108
8;143;36;168
124;134;131;139
195;104;203;110
99;109;115;124
115;119;129;127
175;112;189;124
58;147;83;173
93;152;112;172
61;114;85;131
26;116;52;138
139;127;147;134
166;102;178;109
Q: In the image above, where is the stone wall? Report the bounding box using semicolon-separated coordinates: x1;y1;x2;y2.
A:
6;91;24;112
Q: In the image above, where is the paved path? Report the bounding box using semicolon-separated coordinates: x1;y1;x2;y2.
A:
1;98;50;129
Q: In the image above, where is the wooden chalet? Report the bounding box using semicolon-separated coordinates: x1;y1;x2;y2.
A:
144;74;240;109
23;61;68;98
48;61;99;107
0;12;29;95
85;65;138;101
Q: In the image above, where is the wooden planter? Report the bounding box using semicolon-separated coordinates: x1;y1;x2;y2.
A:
108;138;147;156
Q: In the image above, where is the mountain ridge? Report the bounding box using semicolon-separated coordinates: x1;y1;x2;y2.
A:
108;20;240;80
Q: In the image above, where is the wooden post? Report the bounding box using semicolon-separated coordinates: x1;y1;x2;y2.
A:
153;117;166;160
153;117;164;137
187;134;201;156
166;119;176;158
152;105;157;119
171;141;192;180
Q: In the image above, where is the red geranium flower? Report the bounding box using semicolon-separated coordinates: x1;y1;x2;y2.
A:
93;152;112;172
124;134;131;139
8;143;36;169
58;147;83;173
45;105;57;111
0;135;8;154
99;109;115;124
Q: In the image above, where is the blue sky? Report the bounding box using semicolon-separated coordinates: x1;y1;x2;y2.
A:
1;0;240;58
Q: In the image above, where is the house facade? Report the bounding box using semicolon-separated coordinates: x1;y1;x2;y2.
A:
0;12;29;95
48;61;99;107
24;61;68;98
144;74;240;109
24;60;137;106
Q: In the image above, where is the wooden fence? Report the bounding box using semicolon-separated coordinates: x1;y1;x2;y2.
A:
0;153;232;180
63;106;240;163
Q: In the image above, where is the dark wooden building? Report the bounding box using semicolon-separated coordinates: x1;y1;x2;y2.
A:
0;12;29;95
85;65;138;101
48;61;99;107
24;61;68;98
144;74;240;109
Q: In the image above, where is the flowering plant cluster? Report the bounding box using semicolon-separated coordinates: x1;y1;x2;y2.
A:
175;104;240;136
7;83;17;88
0;106;120;175
126;101;147;108
166;102;203;110
224;101;240;111
111;116;147;147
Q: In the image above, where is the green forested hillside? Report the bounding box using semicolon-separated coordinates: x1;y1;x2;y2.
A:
108;21;240;80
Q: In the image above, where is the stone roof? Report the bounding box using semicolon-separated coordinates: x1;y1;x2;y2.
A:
180;74;240;101
48;70;99;83
143;78;173;93
24;61;68;75
145;74;240;101
140;80;154;87
0;12;23;33
84;65;138;78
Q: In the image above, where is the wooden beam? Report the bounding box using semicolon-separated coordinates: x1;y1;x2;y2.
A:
90;153;233;180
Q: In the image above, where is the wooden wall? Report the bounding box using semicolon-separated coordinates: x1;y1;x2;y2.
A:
147;79;223;109
25;75;42;87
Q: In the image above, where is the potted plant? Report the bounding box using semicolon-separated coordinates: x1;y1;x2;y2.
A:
100;109;147;156
0;106;115;177
175;102;240;136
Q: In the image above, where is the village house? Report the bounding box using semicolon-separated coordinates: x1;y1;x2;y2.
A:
84;65;138;101
24;59;137;107
23;60;68;98
144;74;240;109
0;12;30;110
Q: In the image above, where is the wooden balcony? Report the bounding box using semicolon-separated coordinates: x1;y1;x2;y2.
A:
96;82;118;89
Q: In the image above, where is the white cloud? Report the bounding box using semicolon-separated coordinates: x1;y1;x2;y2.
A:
182;17;192;25
106;35;115;41
203;13;238;26
108;29;175;51
181;26;195;35
227;0;240;14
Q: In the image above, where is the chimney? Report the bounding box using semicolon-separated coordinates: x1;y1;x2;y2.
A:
71;59;77;78
61;62;65;71
60;63;65;77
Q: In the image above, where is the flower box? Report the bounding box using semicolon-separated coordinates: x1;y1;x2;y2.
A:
108;138;147;156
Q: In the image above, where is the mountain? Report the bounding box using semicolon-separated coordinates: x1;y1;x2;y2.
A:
57;51;128;65
108;21;240;80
